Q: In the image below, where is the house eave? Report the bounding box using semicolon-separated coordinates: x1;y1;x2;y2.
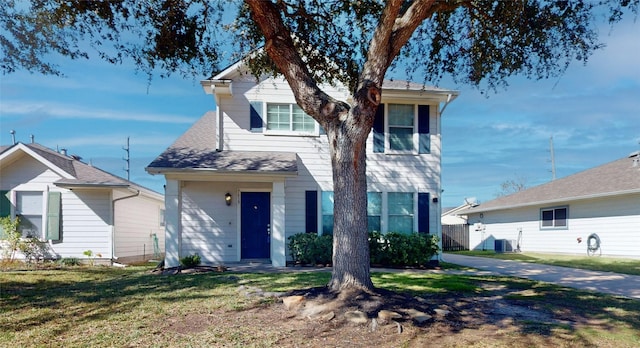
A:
465;189;640;214
146;167;298;177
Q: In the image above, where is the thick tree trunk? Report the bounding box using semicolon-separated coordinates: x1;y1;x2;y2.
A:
326;104;376;292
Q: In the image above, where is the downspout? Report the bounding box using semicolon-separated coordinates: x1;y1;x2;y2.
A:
436;94;453;262
111;188;140;264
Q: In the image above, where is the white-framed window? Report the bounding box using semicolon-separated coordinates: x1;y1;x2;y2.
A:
388;192;414;234
540;206;568;229
266;103;318;135
321;191;382;234
386;104;417;153
159;209;166;227
16;191;43;238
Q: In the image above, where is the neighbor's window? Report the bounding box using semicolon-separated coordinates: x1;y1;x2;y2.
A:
388;192;414;234
16;191;43;238
266;103;317;134
387;104;416;152
540;206;568;229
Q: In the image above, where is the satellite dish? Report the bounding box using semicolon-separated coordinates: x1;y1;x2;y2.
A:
464;197;479;207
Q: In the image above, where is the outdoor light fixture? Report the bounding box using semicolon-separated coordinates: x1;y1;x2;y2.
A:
225;193;232;206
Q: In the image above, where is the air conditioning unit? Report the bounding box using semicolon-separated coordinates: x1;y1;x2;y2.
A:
495;239;516;253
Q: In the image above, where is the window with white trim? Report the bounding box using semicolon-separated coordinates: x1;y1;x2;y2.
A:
386;104;416;153
321;191;383;234
16;191;43;238
540;206;568;229
266;103;317;134
388;192;414;234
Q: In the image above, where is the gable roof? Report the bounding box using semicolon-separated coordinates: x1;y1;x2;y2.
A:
464;152;640;213
146;112;297;175
206;57;459;104
0;142;162;198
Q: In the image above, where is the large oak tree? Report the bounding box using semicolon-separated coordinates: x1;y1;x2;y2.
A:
2;0;636;292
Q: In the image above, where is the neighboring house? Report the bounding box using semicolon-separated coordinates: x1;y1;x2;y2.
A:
146;61;459;268
0;142;165;264
462;152;640;257
441;198;478;225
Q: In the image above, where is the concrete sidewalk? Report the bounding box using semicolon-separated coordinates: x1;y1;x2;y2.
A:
442;253;640;300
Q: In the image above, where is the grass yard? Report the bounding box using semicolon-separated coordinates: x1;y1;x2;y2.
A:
1;264;639;347
449;250;640;276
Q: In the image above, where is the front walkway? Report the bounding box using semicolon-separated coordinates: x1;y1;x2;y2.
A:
442;253;640;300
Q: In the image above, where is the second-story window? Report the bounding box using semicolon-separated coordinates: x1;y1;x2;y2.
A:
266;103;317;134
387;104;416;152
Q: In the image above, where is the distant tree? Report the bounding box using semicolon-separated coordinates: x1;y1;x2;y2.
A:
1;0;637;293
495;175;528;198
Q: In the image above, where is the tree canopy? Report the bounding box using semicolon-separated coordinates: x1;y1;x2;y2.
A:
2;0;637;292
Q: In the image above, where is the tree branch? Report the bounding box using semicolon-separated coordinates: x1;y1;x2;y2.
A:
244;0;348;124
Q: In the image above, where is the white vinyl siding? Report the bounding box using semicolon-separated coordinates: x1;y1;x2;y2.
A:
466;194;640;258
0;149;165;261
186;75;444;263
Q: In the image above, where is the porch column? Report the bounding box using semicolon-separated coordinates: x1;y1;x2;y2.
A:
164;179;181;268
271;180;286;267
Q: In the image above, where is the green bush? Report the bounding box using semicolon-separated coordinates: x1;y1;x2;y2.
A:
288;231;440;267
368;231;388;266
180;253;201;268
58;257;81;266
288;233;332;265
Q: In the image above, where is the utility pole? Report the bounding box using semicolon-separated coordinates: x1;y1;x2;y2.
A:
549;136;556;181
123;136;130;181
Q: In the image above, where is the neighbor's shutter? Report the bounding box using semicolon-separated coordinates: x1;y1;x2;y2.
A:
373;103;385;153
0;191;10;218
418;192;430;234
305;191;318;233
46;191;61;241
0;190;10;238
249;101;264;132
418;105;430;154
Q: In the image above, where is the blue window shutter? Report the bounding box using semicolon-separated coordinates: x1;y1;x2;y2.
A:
249;101;264;132
418;192;430;234
46;192;61;241
418;105;430;154
0;190;10;218
373;104;385;153
305;191;318;233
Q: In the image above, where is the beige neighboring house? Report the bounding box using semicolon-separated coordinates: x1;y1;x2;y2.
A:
0;142;165;264
462;152;640;257
147;59;459;268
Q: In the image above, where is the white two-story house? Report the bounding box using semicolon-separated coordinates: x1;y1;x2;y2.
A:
146;61;458;268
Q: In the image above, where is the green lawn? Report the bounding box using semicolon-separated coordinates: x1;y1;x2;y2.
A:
1;264;639;347
449;250;640;276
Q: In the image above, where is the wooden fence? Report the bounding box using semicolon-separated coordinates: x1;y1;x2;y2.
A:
442;224;469;251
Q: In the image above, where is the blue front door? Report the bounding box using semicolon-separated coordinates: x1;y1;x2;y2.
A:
241;192;271;259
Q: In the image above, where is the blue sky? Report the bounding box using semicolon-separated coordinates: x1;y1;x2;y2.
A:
1;18;638;208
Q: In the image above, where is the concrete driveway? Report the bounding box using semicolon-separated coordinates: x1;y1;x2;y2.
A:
442;253;640;300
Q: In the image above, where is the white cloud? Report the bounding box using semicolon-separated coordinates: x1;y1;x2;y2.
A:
2;101;197;124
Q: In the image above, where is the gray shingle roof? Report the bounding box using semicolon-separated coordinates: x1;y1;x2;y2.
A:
464;152;640;213
1;143;160;195
146;112;297;174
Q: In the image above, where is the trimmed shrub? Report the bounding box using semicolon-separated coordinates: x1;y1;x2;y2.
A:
180;253;201;268
288;231;439;268
288;233;332;265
